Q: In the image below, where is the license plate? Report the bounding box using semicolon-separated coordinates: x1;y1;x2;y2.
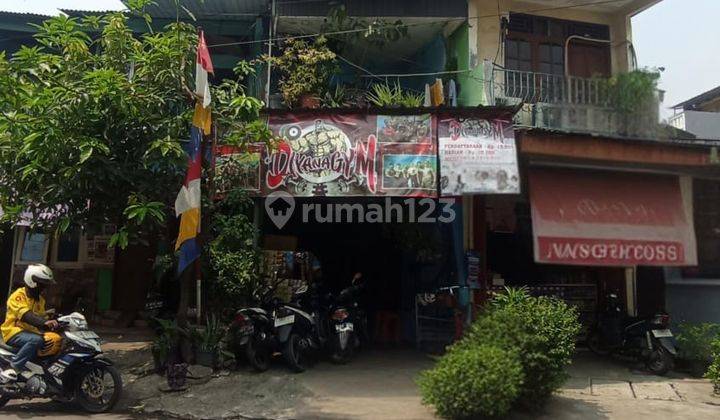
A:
274;315;295;327
74;331;100;340
239;325;254;335
336;323;354;332
652;329;673;338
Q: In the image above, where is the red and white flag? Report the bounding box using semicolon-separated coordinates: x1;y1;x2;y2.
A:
195;30;214;109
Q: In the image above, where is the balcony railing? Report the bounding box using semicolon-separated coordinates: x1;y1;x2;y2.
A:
488;66;662;139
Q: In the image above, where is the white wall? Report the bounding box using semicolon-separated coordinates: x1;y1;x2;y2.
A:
669;110;720;140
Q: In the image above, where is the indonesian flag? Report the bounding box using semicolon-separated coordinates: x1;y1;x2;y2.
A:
195;31;214;109
175;31;214;275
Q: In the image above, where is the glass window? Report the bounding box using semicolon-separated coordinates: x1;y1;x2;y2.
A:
539;43;564;75
56;229;81;262
505;39;532;71
20;232;47;263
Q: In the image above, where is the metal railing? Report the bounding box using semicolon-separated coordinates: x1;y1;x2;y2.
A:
489;66;662;139
492;67;610;106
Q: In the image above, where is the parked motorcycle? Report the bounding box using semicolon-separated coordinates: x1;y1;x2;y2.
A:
230;279;323;373
276;284;325;373
0;312;122;413
229;301;276;372
229;275;286;372
326;283;366;364
587;293;677;375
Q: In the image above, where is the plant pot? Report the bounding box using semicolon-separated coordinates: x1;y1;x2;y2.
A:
196;350;219;369
166;363;188;391
299;94;320;109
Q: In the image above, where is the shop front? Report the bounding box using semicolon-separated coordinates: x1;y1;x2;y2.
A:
217;107;516;351
482;129;712;339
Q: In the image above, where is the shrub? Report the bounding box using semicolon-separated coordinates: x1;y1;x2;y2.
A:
705;337;720;395
418;345;524;419
208;189;261;307
458;288;581;406
676;323;720;366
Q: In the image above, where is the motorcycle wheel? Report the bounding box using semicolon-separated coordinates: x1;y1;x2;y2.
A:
647;348;672;376
75;365;123;413
283;333;308;373
330;334;355;365
245;338;271;372
586;331;611;356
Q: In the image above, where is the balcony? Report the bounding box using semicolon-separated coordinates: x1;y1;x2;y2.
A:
488;66;663;139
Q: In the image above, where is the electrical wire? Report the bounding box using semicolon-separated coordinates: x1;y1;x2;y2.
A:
207;0;632;48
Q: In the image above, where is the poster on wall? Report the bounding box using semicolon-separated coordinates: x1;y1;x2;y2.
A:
438;117;520;196
217;113;437;197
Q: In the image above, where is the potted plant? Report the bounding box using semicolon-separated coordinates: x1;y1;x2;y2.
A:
366;82;424;108
195;315;226;369
151;318;184;373
262;36;338;108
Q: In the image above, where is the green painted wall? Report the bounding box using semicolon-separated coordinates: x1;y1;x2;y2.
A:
447;23;485;106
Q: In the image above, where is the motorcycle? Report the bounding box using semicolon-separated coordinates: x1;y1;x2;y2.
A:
275;284;324;373
587;293;677;375
229;278;322;373
326;283;366;364
0;312;122;413
229;296;278;373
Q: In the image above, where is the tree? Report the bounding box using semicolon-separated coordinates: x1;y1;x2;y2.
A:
0;11;269;325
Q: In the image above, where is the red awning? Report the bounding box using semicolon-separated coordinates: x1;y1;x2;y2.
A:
529;167;697;267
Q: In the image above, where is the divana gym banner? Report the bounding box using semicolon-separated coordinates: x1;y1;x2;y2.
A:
438;117;520;196
216;113;437;197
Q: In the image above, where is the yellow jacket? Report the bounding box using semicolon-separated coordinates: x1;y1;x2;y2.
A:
2;287;46;342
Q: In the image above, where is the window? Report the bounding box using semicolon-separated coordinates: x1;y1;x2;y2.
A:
56;229;81;262
505;39;532;72
504;13;609;76
16;228;49;264
52;228;85;267
538;43;564;75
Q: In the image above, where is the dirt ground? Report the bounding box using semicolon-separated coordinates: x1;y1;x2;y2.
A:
126;348;720;420
1;341;719;420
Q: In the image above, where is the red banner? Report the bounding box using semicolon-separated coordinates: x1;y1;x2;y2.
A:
529;168;697;266
216;113;437;197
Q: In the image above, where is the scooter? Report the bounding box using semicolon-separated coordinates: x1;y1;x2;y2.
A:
275;284;325;373
326;283;366;364
0;313;122;413
587;293;677;375
229;274;286;372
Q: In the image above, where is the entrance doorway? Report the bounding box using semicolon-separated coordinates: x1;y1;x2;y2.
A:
260;197;460;348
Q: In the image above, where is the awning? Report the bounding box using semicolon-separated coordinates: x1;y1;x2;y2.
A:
529;167;697;267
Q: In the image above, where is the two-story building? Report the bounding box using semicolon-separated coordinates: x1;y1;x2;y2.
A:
3;1;719;336
457;0;720;330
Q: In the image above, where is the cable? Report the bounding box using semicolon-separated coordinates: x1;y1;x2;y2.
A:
207;0;631;48
360;69;473;78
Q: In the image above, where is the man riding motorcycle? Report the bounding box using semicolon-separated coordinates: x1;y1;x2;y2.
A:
0;264;60;382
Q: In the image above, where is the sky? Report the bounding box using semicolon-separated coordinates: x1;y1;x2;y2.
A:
1;0;717;120
0;0;124;14
632;0;720;119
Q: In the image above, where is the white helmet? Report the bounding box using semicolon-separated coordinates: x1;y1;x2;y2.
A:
24;264;55;288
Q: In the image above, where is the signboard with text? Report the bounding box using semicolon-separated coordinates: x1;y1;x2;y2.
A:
438;117;519;196
529;168;698;267
216;113;437;197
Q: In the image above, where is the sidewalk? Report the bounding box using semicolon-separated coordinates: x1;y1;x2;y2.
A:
510;351;720;420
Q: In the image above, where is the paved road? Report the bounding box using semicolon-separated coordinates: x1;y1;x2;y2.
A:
0;399;137;419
